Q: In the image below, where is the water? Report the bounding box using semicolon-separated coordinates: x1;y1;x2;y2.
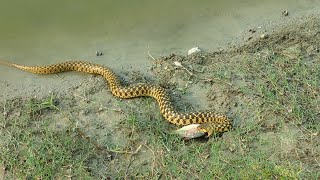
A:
0;0;319;96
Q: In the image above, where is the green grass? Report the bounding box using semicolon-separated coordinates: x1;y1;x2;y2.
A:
0;96;100;179
25;92;60;118
213;50;319;129
112;48;319;179
0;47;319;178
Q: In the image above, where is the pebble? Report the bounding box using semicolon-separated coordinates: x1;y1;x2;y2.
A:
282;10;289;16
260;33;268;39
188;47;201;55
96;51;103;56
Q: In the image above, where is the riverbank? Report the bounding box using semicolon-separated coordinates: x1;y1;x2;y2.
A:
0;13;319;179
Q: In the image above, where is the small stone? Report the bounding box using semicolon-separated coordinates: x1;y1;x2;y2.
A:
282;10;289;16
249;29;256;33
188;47;201;55
173;61;183;67
96;51;103;56
260;33;268;39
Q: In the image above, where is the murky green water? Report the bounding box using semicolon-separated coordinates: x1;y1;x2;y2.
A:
0;0;319;96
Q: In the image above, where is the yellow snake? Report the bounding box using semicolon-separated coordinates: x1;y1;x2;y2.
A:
0;60;232;136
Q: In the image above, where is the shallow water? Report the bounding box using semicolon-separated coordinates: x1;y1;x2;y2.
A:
0;0;319;96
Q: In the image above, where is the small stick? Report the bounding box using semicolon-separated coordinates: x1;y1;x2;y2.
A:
173;61;194;76
134;144;143;154
147;46;156;61
3;100;7;120
200;77;232;86
76;128;142;155
124;157;135;180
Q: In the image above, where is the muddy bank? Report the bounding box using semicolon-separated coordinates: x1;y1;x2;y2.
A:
0;13;319;179
1;12;320;151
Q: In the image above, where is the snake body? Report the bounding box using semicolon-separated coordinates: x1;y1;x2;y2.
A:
0;60;232;136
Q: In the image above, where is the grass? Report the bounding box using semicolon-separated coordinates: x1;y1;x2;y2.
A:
0;38;320;179
0;96;102;179
119;46;318;179
26;92;60;117
240;52;319;128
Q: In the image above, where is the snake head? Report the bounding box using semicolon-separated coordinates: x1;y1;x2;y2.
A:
197;122;232;137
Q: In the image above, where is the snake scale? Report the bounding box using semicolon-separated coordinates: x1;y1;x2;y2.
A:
0;60;232;136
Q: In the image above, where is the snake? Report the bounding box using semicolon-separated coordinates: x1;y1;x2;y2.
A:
0;60;232;137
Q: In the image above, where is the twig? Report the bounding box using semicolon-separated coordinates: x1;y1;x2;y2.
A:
174;61;233;87
200;77;232;86
147;46;156;61
124;157;135;180
76;128;142;155
173;61;194;76
106;107;124;113
124;145;143;179
281;52;296;59
105;148;140;155
3;99;7;119
182;66;194;76
134;144;143;154
142;142;156;176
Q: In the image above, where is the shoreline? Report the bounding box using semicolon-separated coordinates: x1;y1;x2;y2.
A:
1;11;320;101
0;11;319;179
